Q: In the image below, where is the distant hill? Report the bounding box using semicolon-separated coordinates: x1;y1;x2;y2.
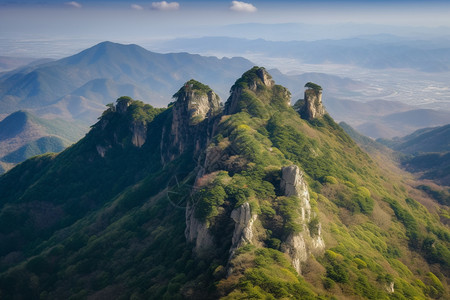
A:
379;123;450;154
0;56;40;72
1;41;449;140
334;104;450;139
0;41;254;123
157;36;450;72
379;124;450;185
0;110;86;173
339;121;390;154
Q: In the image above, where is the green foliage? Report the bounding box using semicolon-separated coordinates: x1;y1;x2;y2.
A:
417;185;450;206
237;90;269;118
305;82;322;92
386;198;421;248
231;66;269;91
324;176;338;184
194;184;227;222
1;70;449;300
2;136;66;163
425;272;445;298
227;248;319;300
172;79;212;98
308;217;320;237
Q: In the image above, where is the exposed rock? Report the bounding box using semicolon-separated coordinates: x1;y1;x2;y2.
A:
223;86;242;116
224;67;274;115
116;97;133;114
131;121;147;147
230;202;257;254
96;145;110;158
280;165;311;222
298;88;325;120
386;282;395;293
256;67;274;88
161;80;220;163
280;165;325;274
185;202;214;256
281;233;308;274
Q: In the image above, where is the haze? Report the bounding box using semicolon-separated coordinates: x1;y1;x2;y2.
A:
1;0;450;57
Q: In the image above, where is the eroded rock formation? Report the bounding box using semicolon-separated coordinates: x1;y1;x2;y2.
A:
280;165;325;274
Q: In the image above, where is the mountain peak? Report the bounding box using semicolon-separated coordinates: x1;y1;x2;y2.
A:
0;110;32;140
231;66;274;92
225;67;290;116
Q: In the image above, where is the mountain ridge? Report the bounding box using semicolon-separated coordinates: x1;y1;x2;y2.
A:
0;110;86;173
0;67;448;299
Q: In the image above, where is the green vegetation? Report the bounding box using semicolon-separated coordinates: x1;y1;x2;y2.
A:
173;79;213;98
0;69;448;299
2;136;66;163
305;82;322;92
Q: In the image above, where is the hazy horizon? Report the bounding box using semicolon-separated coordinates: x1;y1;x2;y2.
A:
1;0;450;58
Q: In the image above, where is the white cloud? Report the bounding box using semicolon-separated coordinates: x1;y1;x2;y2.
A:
230;1;257;13
151;1;180;11
65;1;82;9
131;4;144;11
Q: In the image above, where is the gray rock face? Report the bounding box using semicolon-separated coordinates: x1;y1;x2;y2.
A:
230;202;257;254
162;83;220;163
185;202;214;256
224;67;274;115
280;165;311;222
386;282;395;293
280;165;325;274
256;68;274;88
131;121;147;147
299;89;325;120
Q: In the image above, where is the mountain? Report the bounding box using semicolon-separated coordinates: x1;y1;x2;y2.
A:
0;56;40;73
2;41;446;140
157;36;450;72
0;110;86;173
330;101;450;139
378;124;450;186
0;41;254;123
379;124;450;154
0;67;448;299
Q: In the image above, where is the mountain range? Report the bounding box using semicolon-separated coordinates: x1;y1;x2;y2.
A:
0;41;254;123
0;68;448;299
157;36;450;73
0;110;86;173
378;124;450;186
1;41;449;173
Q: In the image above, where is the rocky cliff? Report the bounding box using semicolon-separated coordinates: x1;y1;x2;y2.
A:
297;84;326;120
161;80;220;164
280;165;325;274
182;68;324;275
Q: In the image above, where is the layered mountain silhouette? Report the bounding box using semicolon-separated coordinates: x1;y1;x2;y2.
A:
0;41;254;123
0;110;86;173
0;68;448;299
379;124;450;186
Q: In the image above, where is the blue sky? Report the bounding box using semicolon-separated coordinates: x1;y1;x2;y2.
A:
1;0;450;57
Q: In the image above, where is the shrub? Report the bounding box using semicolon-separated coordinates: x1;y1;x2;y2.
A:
194;185;227;222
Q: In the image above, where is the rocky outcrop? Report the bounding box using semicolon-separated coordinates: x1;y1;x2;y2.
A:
230;202;257;255
280;165;325;274
298;88;325;120
131;121;147;147
161;80;220;163
185;202;215;256
386;282;395;293
224;67;274;115
281;165;311;222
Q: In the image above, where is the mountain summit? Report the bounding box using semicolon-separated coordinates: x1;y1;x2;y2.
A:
0;67;448;299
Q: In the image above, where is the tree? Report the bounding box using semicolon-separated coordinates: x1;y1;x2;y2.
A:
304;82;322;92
